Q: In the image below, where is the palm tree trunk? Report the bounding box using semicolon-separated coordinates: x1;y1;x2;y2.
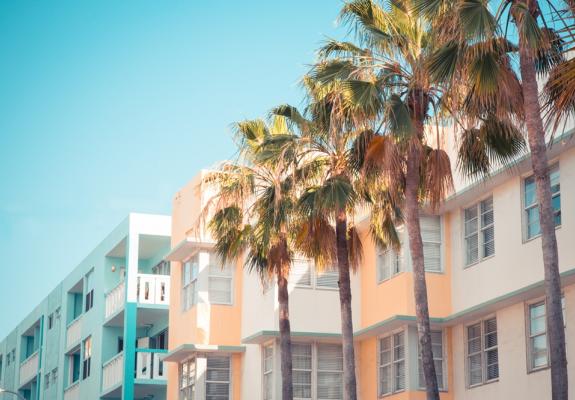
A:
518;33;568;400
335;209;358;400
405;136;440;400
277;267;294;400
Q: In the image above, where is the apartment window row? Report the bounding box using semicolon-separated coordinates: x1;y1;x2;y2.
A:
377;216;442;283
290;259;339;290
179;355;231;400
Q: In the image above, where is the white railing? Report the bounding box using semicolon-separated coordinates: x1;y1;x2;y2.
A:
64;381;80;400
66;317;82;348
105;281;125;318
102;352;124;393
137;274;170;305
19;351;39;385
135;350;167;380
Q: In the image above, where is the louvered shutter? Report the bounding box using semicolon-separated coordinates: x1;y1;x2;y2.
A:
467;323;482;386
484;318;498;380
317;344;343;400
393;332;405;391
206;355;230;400
292;344;312;399
316;266;339;288
481;198;495;258
421;216;441;272
290;259;312;287
208;259;232;304
464;207;479;265
379;337;392;395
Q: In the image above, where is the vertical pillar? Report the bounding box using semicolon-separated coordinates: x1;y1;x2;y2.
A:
195;355;207;399
122;228;139;400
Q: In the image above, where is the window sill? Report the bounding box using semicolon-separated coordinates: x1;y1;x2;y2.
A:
522;224;561;244
379;389;405;398
528;364;550;374
467;378;499;389
463;254;496;269
377;271;405;285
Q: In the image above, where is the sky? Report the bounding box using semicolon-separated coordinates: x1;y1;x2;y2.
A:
0;0;345;338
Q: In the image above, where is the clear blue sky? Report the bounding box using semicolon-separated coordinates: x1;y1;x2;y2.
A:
0;0;344;338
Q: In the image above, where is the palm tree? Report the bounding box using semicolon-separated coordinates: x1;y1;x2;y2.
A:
271;84;402;400
417;0;574;397
202;118;299;400
310;1;525;398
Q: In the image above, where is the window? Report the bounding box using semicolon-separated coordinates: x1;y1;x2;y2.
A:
179;357;196;400
379;331;405;396
317;344;343;400
55;307;61;320
208;255;233;305
467;318;498;386
524;166;561;240
377;246;402;283
206;355;230;400
44;373;50;390
293;343;312;398
82;337;92;380
52;368;58;385
263;345;273;400
84;270;94;312
290;259;339;290
68;353;80;385
464;197;495;265
421;216;441;272
6;351;11;367
48;313;54;330
182;257;199;311
0;354;3;380
418;330;445;390
527;298;565;371
154;329;168;350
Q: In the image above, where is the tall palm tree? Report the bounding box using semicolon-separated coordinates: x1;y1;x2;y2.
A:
310;1;525;398
417;0;574;397
271;83;402;400
202;118;299;400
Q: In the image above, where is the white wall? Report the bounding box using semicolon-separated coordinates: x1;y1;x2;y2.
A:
451;284;575;399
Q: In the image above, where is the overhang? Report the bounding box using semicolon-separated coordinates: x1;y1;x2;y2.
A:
242;330;342;345
165;238;215;262
164;343;246;363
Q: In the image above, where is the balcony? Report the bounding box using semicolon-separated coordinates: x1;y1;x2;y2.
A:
64;382;80;400
105;281;125;319
66;317;82;349
19;351;39;386
102;351;124;393
137;274;170;306
135;349;167;381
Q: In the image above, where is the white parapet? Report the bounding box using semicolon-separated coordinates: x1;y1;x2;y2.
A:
102;351;124;392
105;281;125;318
66;317;82;349
63;381;80;400
137;274;170;305
19;351;39;386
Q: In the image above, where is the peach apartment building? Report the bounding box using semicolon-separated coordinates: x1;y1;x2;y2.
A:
162;130;575;400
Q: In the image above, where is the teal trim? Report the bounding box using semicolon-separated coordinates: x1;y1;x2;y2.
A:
122;302;137;400
137;303;168;310
136;348;168;354
134;379;168;385
36;315;43;400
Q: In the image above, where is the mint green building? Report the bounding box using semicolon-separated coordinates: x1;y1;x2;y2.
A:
0;213;171;400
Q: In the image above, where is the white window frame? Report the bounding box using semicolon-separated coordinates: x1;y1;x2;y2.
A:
291;259;339;291
378;329;406;397
465;316;499;388
262;344;274;400
376;246;402;284
523;164;561;241
182;257;198;311
421;215;443;273
292;342;313;399
208;254;234;306
525;296;566;372
463;196;495;267
82;336;92;380
418;330;446;391
206;354;231;400
179;356;196;400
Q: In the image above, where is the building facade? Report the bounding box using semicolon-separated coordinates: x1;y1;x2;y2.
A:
0;213;172;400
164;133;575;399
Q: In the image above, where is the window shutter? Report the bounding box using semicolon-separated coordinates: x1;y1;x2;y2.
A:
421;216;441;272
290;259;312;286
206;355;230;400
316;267;339;288
317;344;343;400
467;324;482;385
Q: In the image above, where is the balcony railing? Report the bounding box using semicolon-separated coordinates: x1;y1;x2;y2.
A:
137;274;170;305
66;317;82;349
102;351;124;393
135;349;167;381
105;281;125;319
19;351;39;386
64;382;80;400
